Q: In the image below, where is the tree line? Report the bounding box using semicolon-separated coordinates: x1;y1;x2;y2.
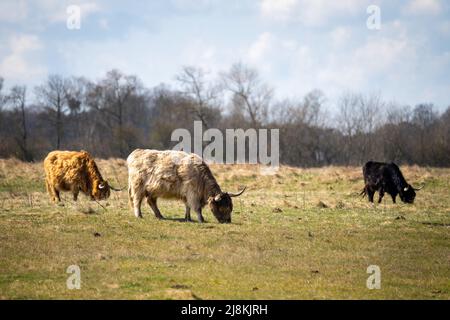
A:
0;63;449;167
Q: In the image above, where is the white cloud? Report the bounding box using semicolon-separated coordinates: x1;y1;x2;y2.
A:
57;30;231;88
0;0;102;28
321;34;415;99
439;20;450;35
42;1;101;23
10;34;42;53
260;0;369;26
1;1;448;108
245;32;316;77
171;0;218;11
0;0;28;23
247;19;423;106
183;40;223;74
0;34;46;82
353;36;413;73
247;32;273;64
98;18;109;30
404;0;442;16
330;27;352;47
260;0;297;21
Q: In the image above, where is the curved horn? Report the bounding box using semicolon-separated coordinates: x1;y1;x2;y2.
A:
110;185;125;192
228;187;246;197
98;182;105;189
413;184;424;191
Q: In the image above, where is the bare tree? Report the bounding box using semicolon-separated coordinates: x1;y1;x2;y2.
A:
0;77;6;109
358;93;384;163
360;93;384;133
64;77;93;149
176;66;221;128
9;86;33;161
380;104;412;162
413;103;438;164
413;103;437;129
336;92;360;164
1;66;449;167
274;90;329;166
386;104;412;125
221;62;273;127
86;69;144;157
436;107;450;164
337;93;362;136
65;77;91;115
0;78;5;128
279;90;326;127
35;75;69;149
0;78;7;155
336;92;385;164
148;85;197;150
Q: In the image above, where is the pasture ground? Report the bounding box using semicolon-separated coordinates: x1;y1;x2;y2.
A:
0;159;449;299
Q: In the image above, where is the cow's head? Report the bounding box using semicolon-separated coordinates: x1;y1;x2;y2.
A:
208;187;246;223
400;184;424;204
400;185;416;203
92;180;111;201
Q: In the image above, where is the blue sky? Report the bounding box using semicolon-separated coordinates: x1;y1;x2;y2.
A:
0;0;449;110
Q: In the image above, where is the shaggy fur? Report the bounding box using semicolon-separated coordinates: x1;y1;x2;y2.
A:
127;149;245;223
44;150;111;202
361;161;418;204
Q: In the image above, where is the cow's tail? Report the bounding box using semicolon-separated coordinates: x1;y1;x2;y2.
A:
359;188;366;198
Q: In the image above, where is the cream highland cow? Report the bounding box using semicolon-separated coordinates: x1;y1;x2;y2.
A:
127;149;246;223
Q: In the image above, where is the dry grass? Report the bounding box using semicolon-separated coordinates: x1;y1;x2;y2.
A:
0;159;449;299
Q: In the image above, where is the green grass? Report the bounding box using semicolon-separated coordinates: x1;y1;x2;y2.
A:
0;160;449;299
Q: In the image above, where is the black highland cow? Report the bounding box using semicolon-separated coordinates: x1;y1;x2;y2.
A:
361;161;423;204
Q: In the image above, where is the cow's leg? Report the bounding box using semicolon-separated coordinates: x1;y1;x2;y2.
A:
47;181;57;202
184;205;192;222
185;194;200;222
71;185;79;201
130;190;144;218
45;179;53;201
194;207;205;223
378;189;385;204
45;178;61;203
128;185;133;208
367;189;375;203
54;188;61;202
391;194;397;203
147;197;164;220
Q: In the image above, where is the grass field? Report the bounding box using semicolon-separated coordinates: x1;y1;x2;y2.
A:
0;158;449;299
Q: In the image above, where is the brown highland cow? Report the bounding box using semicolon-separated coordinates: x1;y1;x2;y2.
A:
44;150;119;202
